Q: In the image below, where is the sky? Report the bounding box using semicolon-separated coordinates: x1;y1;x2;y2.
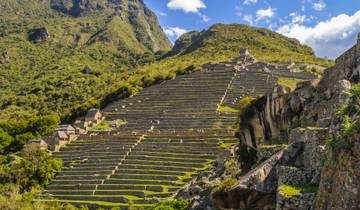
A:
144;0;360;59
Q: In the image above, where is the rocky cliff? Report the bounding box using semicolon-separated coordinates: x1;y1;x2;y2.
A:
212;34;360;210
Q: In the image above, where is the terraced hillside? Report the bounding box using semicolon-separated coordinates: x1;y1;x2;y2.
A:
38;56;317;209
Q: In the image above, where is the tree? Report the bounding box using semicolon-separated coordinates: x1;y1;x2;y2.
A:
0;128;14;152
32;114;60;136
9;144;62;191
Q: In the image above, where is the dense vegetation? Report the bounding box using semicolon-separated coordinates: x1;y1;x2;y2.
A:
0;144;64;209
148;199;190;210
137;24;333;81
0;2;333;156
0;0;171;153
329;83;360;152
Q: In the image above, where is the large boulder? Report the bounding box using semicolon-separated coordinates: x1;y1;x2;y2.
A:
212;142;303;210
28;28;50;43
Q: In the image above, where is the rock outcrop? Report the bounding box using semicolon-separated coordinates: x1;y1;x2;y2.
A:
213;33;360;210
28;28;50;42
212;142;302;210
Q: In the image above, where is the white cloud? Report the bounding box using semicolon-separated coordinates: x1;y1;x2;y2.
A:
277;10;360;59
198;13;210;22
289;12;307;24
158;12;167;16
256;7;275;22
243;15;254;24
243;0;258;5
164;27;188;39
167;0;206;13
235;5;243;17
312;1;326;11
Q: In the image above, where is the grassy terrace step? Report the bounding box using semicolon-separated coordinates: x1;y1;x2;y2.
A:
142;139;221;143
44;190;158;198
122;160;204;168
77;136;140;140
145;135;235;138
118;164;197;172
126;156;210;163
106;114;237;119
53;151;128;157
46;185;97;191
51;180;103;185
115;169;186;176
36;200;134;209
58;156;125;162
112;97;223;102
131;148;218;155
71;140;138;144
110;174;179;181
143;136;236;140
55;175;108;180
40;70;243;208
58;171;113;176
133;147;219;155
104;179;181;186
61;167;116;171
114;106;219;110
140;142;219;147
135;144;219;150
62;159;121;165
114;102;220;106
39;195;130;203
130;152;216;159
96;191;172;198
59;147;131;153
56;147;131;152
97;185;165;192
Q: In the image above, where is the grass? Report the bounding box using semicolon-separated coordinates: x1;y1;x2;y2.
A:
213;176;237;193
297;126;328;131
90;120;111;132
278;183;318;197
217;106;241;113
277;77;305;89
35;199;152;207
259;144;288;149
238;96;257;109
219;139;238;149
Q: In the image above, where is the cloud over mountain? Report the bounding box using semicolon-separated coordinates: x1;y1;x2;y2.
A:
278;10;360;58
167;0;206;13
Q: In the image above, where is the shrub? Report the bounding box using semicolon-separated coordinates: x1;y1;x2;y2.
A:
149;199;189;210
0;129;14;152
213;176;237;193
0;144;62;191
237;144;257;172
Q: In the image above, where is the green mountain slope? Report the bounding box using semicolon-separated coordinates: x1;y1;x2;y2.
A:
0;0;171;151
134;24;333;83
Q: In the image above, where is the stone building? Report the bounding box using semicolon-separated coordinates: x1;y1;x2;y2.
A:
28;139;48;150
84;108;104;129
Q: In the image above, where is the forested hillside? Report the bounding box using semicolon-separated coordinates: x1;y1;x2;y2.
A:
0;1;333;154
135;24;334;84
0;0;171;152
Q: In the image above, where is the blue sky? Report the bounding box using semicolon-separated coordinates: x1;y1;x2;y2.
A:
144;0;360;59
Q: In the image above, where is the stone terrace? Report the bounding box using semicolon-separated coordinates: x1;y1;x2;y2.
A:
38;57;316;209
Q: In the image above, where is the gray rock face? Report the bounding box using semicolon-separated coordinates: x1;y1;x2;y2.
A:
277;192;315;210
50;0;112;17
28;28;50;43
212;142;303;210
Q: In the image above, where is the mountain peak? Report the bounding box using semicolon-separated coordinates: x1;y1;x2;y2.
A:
50;0;145;17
